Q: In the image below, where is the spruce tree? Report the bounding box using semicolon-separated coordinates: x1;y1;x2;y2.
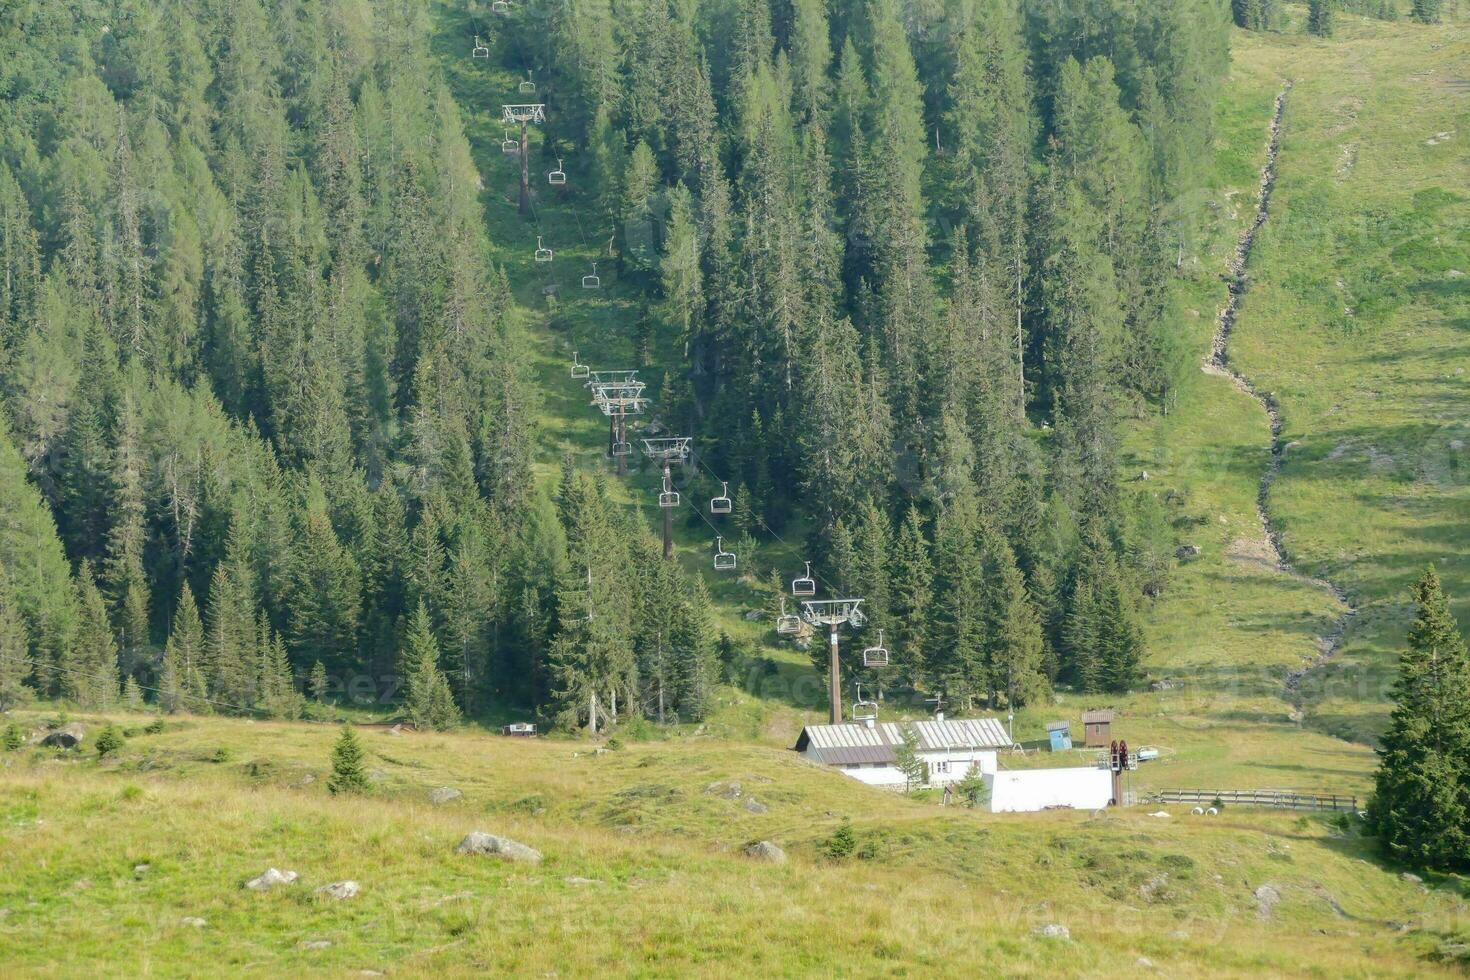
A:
1368;567;1470;871
327;724;370;795
161;582;208;715
400;600;461;731
72;562;119;709
1411;0;1441;23
1308;0;1334;36
309;661;329;703
0;579;31;711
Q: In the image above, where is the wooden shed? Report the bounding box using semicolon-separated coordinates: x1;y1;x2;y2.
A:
1081;709;1114;748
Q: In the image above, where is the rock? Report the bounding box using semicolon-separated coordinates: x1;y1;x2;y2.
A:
743;797;769;815
1175;544;1201;559
456;832;542;864
316;880;360;901
133;864;151;877
743;840;785;863
299;939;332;951
297;774;317;787
180;917;207;928
563;876;600;886
1034;923;1070;940
245;868;299;891
1167;930;1189;941
429;787;463;805
41;724;86;749
1137;957;1155;969
1401;872;1423;884
367;768;388;783
1254;884;1281;919
704;781;742;800
743;610;763;621
1140;874;1170;902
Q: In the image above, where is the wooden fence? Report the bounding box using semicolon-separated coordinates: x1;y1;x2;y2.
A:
1150;789;1359;812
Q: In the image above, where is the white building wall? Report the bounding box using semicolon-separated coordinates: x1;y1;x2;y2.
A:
919;750;998;783
985;766;1113;813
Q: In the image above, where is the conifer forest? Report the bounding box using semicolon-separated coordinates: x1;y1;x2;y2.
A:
1;0;1469;971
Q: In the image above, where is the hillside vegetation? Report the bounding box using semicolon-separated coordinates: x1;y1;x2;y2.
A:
2;707;1468;976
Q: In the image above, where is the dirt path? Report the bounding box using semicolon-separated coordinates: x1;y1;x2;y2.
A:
1203;83;1357;717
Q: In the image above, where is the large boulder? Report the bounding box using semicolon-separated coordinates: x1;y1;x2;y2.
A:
429;787;463;805
743;841;785;863
315;880;360;901
1034;923;1070;940
244;868;299;891
456;832;542;864
41;724;86;749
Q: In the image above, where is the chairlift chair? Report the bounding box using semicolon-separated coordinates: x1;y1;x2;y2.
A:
471;35;490;58
775;600;800;636
709;481;732;515
611;441;632;457
534;236;553;262
581;263;601;289
658;475;679;509
570;352;589;380
713;536;736;571
862;629;889;668
791;561;816;597
519;71;537;95
547;159;566;186
501;130;519;155
852;684;878;722
492;0;510;13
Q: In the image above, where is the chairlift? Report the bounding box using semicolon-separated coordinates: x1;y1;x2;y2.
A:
861;629;889;668
712;536;736;570
709;481;732;515
791;561;816;597
534;236;553;262
501;130;519;155
519;71;537;95
471;35;490;58
658;475;679;509
612;441;632;457
852;684;878;723
492;0;510;13
581;263;601;289
570;352;589;380
547;158;566;186
775;599;800;636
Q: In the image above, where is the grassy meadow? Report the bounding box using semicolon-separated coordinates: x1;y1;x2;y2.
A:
1;708;1467;977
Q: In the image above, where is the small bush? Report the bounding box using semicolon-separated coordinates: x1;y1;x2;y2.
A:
143;719;165;735
821;821;857;861
2;723;25;751
95;725;125;759
209;747;232;764
328;724;370;795
604;736;623;751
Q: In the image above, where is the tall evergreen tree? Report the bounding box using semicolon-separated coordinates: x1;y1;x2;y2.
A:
1368;568;1470;871
400;600;461;731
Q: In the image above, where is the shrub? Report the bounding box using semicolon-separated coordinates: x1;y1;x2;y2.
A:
95;725;125;759
2;723;25;751
328;724;370;795
143;719;164;735
821;821;857;861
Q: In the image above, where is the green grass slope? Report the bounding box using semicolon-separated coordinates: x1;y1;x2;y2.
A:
1;709;1467;977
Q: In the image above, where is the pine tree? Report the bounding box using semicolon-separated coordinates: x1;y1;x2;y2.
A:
95;724;124;759
72;561;119;709
1368;567;1470;871
895;723;927;791
122;675;144;711
160;582;208;715
1308;0;1334;35
0;579;32;711
327;724;370;795
888;507;933;686
309;661;329;703
400;600;461;731
1411;0;1441;23
984;533;1050;709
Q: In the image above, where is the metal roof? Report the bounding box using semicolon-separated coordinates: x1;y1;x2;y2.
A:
794;718;1011;766
1045;720;1071;732
1081;709;1115;724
